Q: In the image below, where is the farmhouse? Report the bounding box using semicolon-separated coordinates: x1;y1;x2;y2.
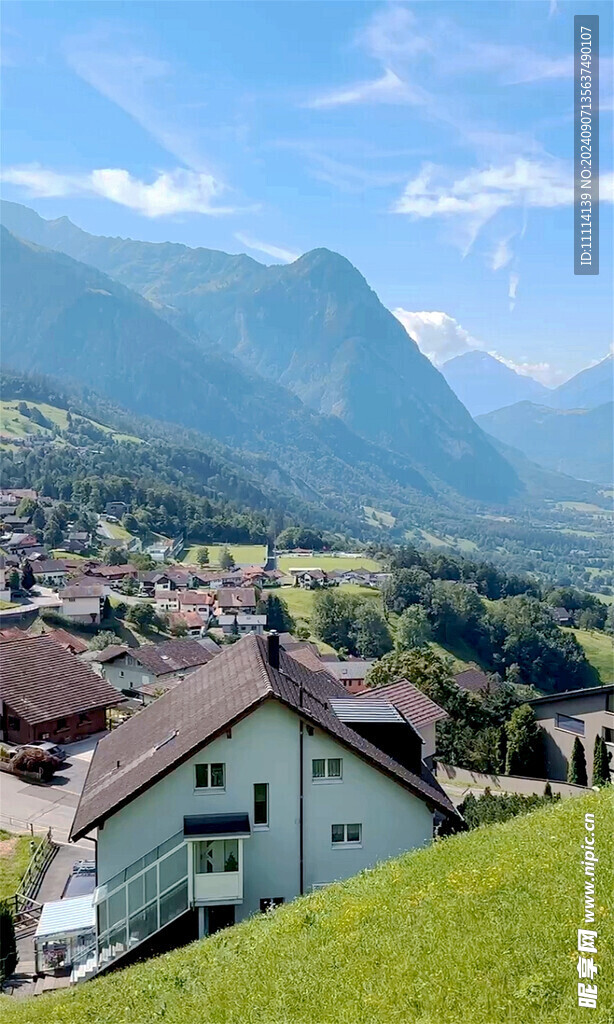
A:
69;633;457;977
215;588;257;615
0;634;122;745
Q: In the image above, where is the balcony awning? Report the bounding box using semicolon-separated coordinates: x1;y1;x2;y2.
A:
184;812;251;840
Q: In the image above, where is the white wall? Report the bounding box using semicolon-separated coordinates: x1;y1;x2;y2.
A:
97;701;433;920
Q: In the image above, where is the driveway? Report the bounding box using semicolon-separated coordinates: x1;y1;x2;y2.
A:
0;734;101;845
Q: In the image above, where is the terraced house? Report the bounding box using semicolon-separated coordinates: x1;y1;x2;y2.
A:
69;633;458;979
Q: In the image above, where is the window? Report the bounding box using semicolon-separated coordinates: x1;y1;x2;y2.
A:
195;839;239;874
312;758;343;781
194;763;225;789
556;714;585;736
7;716;19;731
331;823;362;846
254;783;269;827
260;897;284;913
603;727;614;744
607;693;614;714
56;718;68;731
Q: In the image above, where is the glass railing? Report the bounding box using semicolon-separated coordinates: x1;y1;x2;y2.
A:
95;832;189;968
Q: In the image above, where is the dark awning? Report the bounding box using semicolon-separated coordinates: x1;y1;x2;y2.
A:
183;812;251;839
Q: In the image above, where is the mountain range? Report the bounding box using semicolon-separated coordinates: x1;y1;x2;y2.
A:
0;201;519;503
442;351;551;416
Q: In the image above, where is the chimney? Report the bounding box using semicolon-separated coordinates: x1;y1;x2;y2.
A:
267;630;280;669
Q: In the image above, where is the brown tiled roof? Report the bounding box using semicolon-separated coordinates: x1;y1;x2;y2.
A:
71;634;458;840
177;590;214;606
169;611;204;629
43;628;89;655
216;588;257;609
100;638;214;676
94;644;130;663
62;584;105;599
357;679;448;730
0;627;28;642
85;564;136;578
454;668;497;694
0;635;122;725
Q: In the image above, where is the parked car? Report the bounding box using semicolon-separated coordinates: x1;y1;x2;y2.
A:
22;741;67;762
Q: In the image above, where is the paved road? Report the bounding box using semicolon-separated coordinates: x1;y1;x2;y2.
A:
0;735;100;844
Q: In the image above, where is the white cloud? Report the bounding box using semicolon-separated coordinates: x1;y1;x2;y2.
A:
490;352;563;386
508;272;520;311
1;164;241;217
491;235;514;271
305;68;420;109
393;308;564;385
234;233;300;263
392;309;481;365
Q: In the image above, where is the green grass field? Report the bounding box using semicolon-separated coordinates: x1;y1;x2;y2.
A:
566;628;614;685
363;505;396;528
181;544;268;567
0;831;42;901
277;554;380;572
279;583;380;653
101;520;133;541
3;791;611;1024
0;400;141;444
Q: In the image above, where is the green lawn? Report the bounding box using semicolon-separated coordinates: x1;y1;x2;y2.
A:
181;544;268;567
0;832;42;902
101;520;133;541
277;554;380;572
566;628;614;685
0;400;142;444
3;791;611;1024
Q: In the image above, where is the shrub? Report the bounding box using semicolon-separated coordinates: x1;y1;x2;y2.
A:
0;900;17;981
459;787;560;830
568;737;588;786
12;748;62;781
592;735;612;786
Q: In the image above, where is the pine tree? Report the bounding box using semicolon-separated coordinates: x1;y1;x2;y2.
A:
505;704;545;777
567;737;588;786
592;735;611;786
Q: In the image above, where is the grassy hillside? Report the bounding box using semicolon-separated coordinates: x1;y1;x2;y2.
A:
0;398;141;443
567;628;614;685
0;831;42;901
3;791;612;1024
280;583;380;652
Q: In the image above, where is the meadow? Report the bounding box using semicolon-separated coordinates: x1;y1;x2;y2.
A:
181;544;268;567
277;554;380;572
2;790;611;1024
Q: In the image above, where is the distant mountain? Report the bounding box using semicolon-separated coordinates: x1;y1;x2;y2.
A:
545;355;612;410
477;400;613;485
0;201;519;502
441;351;551;416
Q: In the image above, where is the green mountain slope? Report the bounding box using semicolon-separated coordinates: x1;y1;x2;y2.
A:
478;400;613;485
1;228;451;517
0;201;519;502
2;790;611;1024
442;350;551;416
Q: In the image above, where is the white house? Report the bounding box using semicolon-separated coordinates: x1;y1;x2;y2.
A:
31;558;69;588
96;638;217;701
60;584;104;624
218;614;267;636
69;633;458;980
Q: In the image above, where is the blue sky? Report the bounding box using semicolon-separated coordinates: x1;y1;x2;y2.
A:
2;1;612;384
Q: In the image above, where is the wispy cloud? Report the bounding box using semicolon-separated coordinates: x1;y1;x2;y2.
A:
508;272;520;311
392;157;587;255
1;164;243;216
305;68;421;109
234;232;300;263
492;352;563;386
491;235;515;271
